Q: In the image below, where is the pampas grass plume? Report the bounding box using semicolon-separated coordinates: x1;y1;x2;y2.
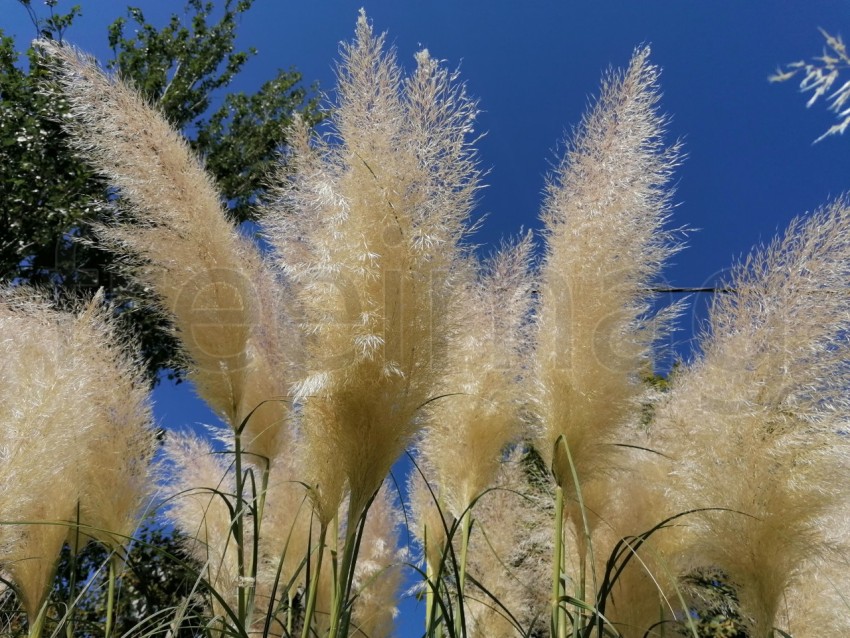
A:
533;46;680;537
650;198;850;635
71;292;157;551
418;233;534;519
266;11;480;523
37;41;297;463
0;287;155;625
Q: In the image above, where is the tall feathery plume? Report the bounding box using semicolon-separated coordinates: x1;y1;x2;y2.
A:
0;290;95;628
266;11;480;525
163;432;244;627
418;233;534;521
0;287;155;635
71;292;157;553
64;292;157;638
533;46;680;558
648;198;850;636
464;448;553;638
37;41;297;464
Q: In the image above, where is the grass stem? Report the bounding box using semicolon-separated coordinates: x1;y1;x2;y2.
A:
300;523;328;638
27;601;48;638
232;429;248;628
104;555;117;638
551;484;565;638
454;511;472;638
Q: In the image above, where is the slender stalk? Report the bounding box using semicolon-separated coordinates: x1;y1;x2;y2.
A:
426;557;445;638
65;508;81;638
286;589;294;636
424;525;436;637
28;598;49;638
104;555;118;638
233;429;248;628
246;464;267;623
328;530;357;637
300;524;328;638
425;565;436;637
574;550;586;638
328;498;372;638
255;459;270;530
563;438;595;637
453;511;472;638
331;511;340;597
551;484;565;638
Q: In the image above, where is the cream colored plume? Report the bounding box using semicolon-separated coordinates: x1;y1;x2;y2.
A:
0;287;155;625
162;431;244;625
418;233;534;520
37;41;297;463
265;11;480;523
71;293;157;552
649;198;850;636
464;449;552;638
0;291;92;622
533;46;681;536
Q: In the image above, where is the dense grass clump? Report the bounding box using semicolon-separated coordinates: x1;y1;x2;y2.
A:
1;11;849;638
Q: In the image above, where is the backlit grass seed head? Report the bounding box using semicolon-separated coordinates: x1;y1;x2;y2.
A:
465;449;552;638
0;287;154;622
419;234;534;519
649;198;850;636
71;293;157;552
533;46;681;500
38;42;297;462
265;11;480;523
0;294;91;621
163;432;245;623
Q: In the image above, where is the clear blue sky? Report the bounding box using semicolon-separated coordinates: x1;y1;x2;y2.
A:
6;0;847;353
4;1;850;635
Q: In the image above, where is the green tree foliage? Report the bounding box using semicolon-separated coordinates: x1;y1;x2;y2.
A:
0;0;322;381
0;522;204;638
0;24;99;290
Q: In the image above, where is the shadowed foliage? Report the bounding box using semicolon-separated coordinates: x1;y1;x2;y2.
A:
0;0;322;383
